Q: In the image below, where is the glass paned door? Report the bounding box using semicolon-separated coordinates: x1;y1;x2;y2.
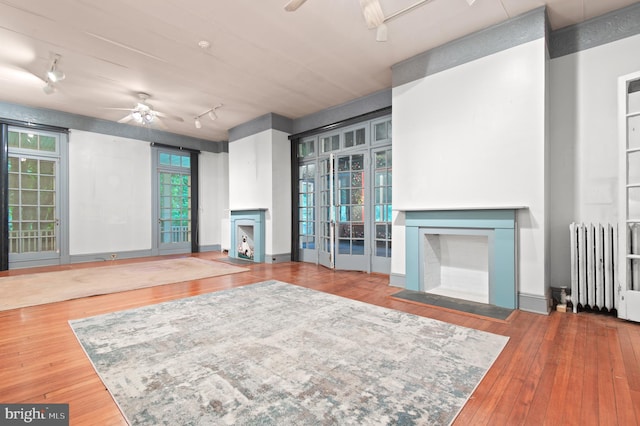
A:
156;150;191;254
619;74;640;322
7;128;61;266
318;157;334;268
372;148;392;273
335;152;369;271
8;155;58;257
295;115;392;274
298;163;316;262
159;172;191;244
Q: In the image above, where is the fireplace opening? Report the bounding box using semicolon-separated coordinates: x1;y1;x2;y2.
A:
237;224;255;260
422;233;489;304
229;209;266;263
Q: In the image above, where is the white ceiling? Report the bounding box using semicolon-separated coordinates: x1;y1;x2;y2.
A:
0;0;637;142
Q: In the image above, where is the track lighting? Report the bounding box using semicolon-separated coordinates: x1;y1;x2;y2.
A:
370;0;474;42
194;104;223;129
42;53;65;94
42;83;57;95
46;54;65;83
376;23;388;42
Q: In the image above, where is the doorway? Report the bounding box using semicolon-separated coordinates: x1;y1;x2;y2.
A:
153;148;193;255
7;127;67;268
296;115;392;273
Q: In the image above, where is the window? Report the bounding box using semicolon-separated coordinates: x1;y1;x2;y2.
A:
372;118;392;144
344;127;366;149
298;138;315;158
321;134;340;153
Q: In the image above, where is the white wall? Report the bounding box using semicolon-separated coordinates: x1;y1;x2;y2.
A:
548;33;640;288
271;130;292;257
229;131;272;210
69;130;151;255
392;38;547;297
229;129;291;257
69;130;228;257
199;151;228;247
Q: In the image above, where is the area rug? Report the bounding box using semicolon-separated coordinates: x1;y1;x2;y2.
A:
70;280;509;425
391;289;514;321
0;257;248;311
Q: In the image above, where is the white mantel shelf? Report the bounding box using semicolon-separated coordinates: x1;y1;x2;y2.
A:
395;206;528;212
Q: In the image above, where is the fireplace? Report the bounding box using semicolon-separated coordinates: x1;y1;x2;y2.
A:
230;209;266;263
421;230;491;304
404;209;521;309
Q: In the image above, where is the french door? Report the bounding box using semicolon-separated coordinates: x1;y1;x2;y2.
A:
619;71;640;322
334;152;368;271
154;149;192;255
296;115;392;273
296;116;392;274
312;148;391;273
7;127;63;267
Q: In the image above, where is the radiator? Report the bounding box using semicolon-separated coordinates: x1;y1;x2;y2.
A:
569;223;617;313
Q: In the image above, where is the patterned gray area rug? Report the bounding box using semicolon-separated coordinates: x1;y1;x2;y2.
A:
69;280;509;425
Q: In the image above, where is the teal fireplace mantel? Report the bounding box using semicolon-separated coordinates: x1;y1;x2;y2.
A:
404;208;522;309
230;209;266;263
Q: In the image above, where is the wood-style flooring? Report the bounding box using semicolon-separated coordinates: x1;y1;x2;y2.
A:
1;252;639;425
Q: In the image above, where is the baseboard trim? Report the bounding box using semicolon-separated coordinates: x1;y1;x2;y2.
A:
266;253;292;264
518;292;551;315
199;244;222;253
389;273;406;288
69;249;154;264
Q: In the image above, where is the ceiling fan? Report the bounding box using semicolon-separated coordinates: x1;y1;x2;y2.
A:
108;92;184;127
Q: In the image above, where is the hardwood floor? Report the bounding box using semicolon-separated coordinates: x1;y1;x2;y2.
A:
1;251;639;425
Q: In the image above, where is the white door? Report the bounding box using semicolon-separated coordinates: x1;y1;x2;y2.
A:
618;71;640;322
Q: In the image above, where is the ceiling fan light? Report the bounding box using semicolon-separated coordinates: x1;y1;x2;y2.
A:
194;117;202;129
132;110;142;122
143;112;154;123
376;23;388;42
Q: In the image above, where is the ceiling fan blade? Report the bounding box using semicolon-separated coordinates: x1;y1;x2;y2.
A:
284;0;307;11
359;0;385;29
154;111;184;122
118;114;133;124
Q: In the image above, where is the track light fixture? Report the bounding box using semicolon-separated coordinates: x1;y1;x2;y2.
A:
193;104;223;128
368;0;476;42
42;53;65;95
42;83;57;95
376;23;388;42
46;54;65;83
